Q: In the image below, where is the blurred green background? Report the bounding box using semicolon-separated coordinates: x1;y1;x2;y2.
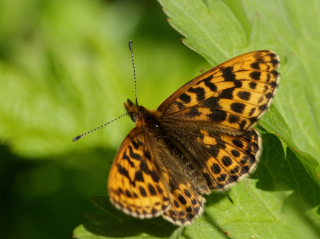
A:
0;0;205;238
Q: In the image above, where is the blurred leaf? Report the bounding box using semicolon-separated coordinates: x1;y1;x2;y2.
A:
168;227;184;239
0;0;203;157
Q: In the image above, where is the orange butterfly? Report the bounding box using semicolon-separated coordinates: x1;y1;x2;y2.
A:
76;42;280;226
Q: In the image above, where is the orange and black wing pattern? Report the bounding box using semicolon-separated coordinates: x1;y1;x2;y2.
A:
108;126;206;225
158;50;280;132
162;182;205;225
108;127;170;218
159;124;262;191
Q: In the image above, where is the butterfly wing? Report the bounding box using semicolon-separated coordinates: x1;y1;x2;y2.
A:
158;50;280;132
143;128;206;226
159;122;262;190
109;126;205;225
161;182;205;226
108;127;171;218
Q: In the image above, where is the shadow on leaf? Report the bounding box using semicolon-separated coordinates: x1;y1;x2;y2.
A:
83;196;176;238
253;133;320;236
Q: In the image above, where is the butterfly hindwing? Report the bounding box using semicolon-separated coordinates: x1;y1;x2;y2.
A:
197;129;261;190
162;182;205;226
108;127;171;218
158;50;280;132
159;118;261;191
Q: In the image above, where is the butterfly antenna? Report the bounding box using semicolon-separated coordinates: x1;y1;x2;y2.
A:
128;40;139;106
72;113;128;142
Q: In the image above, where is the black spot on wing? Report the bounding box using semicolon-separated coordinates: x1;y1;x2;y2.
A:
203;76;217;91
266;92;273;99
251;62;260;69
249;116;258;124
189;87;206;101
151;170;160;182
186;107;202;117
229;114;240;123
222;67;236;81
249;81;257;89
118;165;129;178
131;139;139;149
220;88;234;99
237;91;251;100
231;102;245;113
231;149;240;157
249;108;256;116
208;109;227;122
176;102;186;110
209;145;220;158
211;163;221;174
148;184;157;196
217;174;227;182
140;161;151;174
259;104;268;111
179;93;191;103
178;195;187;205
271;70;279;78
129;146;142;160
123;153;135;167
271;57;279;65
184;189;192;198
270;81;278;88
232;139;244;148
250;71;261;81
239;120;247;130
222;156;233;166
145;151;152;160
201;97;220;108
139;186;147;197
135;170;144;182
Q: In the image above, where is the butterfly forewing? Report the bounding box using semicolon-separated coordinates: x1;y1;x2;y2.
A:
108;127;171;218
158;50;280;132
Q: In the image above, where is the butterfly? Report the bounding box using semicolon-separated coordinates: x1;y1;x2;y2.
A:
107;49;280;226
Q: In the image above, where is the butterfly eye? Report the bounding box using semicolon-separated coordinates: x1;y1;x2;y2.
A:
129;112;139;122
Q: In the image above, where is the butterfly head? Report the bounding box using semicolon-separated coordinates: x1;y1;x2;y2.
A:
124;98;159;129
124;98;143;123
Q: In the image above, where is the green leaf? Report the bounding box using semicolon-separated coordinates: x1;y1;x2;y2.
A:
158;0;320;186
261;106;320;187
168;227;184;239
